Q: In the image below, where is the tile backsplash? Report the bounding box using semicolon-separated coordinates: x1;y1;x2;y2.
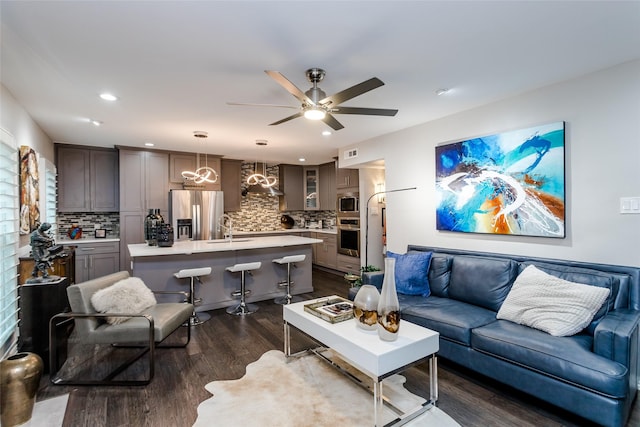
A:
57;212;120;240
226;162;336;231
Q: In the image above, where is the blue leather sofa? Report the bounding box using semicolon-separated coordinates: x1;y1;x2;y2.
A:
359;246;640;427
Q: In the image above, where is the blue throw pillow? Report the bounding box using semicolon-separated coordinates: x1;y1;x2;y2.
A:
386;251;432;297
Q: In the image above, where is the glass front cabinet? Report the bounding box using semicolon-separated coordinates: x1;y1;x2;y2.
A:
304;167;318;210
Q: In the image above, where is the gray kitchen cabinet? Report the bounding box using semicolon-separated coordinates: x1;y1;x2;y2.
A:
170;153;222;191
337;253;360;274
169;152;196;183
119;149;169;272
57;145;119;212
336;167;359;190
74;241;120;283
319;162;337;210
119;149;168;216
304;167;319;210
221;159;242;211
312;232;337;269
278;164;304;211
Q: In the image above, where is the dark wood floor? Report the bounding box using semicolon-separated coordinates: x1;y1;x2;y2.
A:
38;268;639;427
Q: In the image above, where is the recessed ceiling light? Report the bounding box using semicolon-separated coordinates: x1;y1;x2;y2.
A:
322;130;332;136
145;142;155;147
436;88;450;96
91;120;102;126
193;131;208;138
99;93;118;101
255;139;268;146
299;157;306;162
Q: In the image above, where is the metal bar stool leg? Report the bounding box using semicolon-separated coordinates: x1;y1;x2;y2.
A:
226;262;261;315
174;267;212;326
188;276;211;325
273;255;306;305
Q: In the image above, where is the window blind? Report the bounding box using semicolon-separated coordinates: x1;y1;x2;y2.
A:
0;129;19;356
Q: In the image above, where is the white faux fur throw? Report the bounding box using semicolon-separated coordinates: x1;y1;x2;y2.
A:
90;277;157;324
497;265;610;336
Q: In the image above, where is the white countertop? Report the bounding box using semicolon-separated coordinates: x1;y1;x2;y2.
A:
58;238;120;244
128;235;322;258
235;228;337;235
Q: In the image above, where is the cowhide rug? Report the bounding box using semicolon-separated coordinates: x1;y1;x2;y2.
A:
194;350;459;427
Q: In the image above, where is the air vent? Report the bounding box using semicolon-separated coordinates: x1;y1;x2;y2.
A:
344;148;358;159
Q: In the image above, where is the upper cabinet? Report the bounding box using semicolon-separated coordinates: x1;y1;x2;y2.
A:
304;167;319;210
278;164;304;211
279;162;337;212
119;149;169;216
336;167;359;190
57;145;119;212
318;161;337;210
221;159;242;211
169;153;221;191
169;153;196;184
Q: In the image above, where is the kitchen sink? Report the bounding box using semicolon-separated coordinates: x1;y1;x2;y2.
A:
206;238;252;244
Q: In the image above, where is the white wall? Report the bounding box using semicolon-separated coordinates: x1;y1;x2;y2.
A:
1;84;54;161
343;60;640;267
1;83;55;247
359;167;385;269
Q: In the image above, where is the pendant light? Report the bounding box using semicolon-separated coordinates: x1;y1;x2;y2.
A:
246;140;277;188
244;140;282;196
181;131;219;184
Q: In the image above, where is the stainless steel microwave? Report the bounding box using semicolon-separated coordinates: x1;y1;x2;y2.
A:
337;193;359;214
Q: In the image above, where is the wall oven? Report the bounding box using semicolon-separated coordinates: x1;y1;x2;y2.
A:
337;217;360;257
337;192;359;216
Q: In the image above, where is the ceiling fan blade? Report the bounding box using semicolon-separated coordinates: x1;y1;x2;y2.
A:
331;106;398;117
320;77;385;106
265;70;315;106
269;112;303;126
322;113;344;131
227;101;298;109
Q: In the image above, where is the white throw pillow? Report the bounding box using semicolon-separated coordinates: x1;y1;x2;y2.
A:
496;265;610;336
91;277;157;325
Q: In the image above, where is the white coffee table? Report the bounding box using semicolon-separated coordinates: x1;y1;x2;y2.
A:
283;296;440;427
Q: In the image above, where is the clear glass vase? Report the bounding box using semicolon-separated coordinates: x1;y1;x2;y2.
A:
353;285;380;330
377;257;400;341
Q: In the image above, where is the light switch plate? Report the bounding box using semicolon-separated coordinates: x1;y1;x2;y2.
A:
620;197;640;214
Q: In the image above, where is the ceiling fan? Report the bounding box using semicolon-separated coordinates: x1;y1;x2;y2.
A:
227;68;398;131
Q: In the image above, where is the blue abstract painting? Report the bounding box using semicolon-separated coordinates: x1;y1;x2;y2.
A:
435;122;565;238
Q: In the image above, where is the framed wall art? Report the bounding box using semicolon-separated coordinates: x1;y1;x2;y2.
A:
435;121;565;238
19;145;40;234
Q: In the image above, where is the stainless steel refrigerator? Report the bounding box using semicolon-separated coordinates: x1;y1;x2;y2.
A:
169;190;224;241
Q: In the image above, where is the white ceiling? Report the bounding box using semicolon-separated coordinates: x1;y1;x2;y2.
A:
1;1;639;165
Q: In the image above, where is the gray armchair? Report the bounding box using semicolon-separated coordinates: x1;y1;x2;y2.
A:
48;271;193;386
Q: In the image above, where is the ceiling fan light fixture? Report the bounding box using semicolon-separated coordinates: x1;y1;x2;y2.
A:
304;107;326;121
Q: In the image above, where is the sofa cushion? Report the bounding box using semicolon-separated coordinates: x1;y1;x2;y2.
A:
448;255;518;312
472;320;628;398
426;254;452;297
497;265;610;336
386;250;432;296
400;295;497;345
520;261;621;332
91;277;157;325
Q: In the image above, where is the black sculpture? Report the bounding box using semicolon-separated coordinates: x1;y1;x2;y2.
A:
27;222;64;283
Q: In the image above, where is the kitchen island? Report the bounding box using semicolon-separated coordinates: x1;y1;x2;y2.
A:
128;235;322;312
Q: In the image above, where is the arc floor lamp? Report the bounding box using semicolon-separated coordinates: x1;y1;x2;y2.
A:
364;186;417;268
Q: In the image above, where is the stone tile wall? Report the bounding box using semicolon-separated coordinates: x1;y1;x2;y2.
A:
56;212;120;240
227;162;336;232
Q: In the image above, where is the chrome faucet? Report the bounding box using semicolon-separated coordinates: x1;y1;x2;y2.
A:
218;214;233;242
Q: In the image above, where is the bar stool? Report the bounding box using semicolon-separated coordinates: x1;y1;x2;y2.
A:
273;254;306;305
174;267;212;325
226;262;261;315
